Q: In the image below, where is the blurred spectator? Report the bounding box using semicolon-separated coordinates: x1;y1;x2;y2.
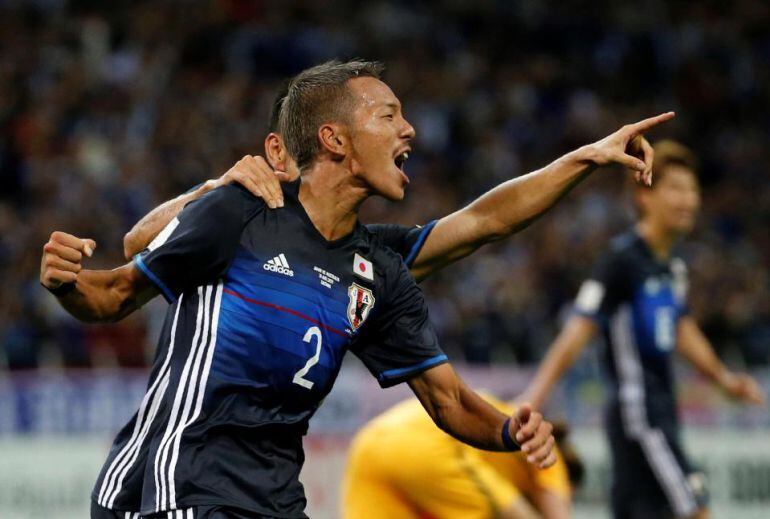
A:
1;0;768;370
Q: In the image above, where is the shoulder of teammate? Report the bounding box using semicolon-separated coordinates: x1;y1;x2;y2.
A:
364;220;437;267
134;184;259;303
208;182;270;218
573;231;636;322
351;246;447;388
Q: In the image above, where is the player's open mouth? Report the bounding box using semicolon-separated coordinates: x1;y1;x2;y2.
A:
394;151;409;170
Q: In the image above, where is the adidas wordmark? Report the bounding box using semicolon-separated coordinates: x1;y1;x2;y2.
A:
263;253;294;277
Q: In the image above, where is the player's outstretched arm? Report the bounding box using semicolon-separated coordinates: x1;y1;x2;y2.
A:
408;363;556;467
677;316;765;405
41;232;157;323
409;113;675;281
517;315;597;410
123;156;289;259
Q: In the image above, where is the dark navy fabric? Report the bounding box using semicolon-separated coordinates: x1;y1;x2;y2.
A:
365;220;437;268
92;181;446;518
606;405;705;519
91;500;280;518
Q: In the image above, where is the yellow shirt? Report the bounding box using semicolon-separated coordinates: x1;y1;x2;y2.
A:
342;395;570;519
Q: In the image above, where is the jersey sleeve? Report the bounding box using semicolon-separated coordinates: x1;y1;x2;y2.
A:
133;185;247;303
351;261;447;388
572;248;629;324
365;221;437;268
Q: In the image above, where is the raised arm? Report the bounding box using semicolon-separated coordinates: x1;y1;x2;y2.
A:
123;156;288;259
408;363;556;467
677;316;765;405
519;315;598;409
409;113;674;280
41;232;156;322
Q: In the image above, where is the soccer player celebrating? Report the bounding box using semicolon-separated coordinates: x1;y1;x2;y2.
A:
519;140;765;519
40;61;557;519
120;77;674;519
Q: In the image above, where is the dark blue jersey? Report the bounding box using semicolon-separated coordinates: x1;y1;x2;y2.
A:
364;221;437;268
92;181;446;517
573;231;690;433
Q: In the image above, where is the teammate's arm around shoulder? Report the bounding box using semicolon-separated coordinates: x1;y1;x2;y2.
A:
123;155;289;259
44;182;248;323
408;363;556;468
41;231;156;323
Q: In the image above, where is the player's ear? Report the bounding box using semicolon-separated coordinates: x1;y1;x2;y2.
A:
265;132;287;171
318;123;347;161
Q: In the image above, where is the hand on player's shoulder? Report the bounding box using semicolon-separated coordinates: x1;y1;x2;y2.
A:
212;155;291;209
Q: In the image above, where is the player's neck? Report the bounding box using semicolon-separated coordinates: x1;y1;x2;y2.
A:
297;163;368;241
636;220;678;260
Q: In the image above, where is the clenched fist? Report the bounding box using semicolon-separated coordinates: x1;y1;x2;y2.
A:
40;231;97;290
508;403;556;468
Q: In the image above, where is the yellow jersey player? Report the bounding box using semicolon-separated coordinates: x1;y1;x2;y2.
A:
342;394;580;519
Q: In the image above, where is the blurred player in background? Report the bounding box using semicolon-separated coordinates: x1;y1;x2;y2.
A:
342;393;584;519
519;140;766;519
41;60;558;519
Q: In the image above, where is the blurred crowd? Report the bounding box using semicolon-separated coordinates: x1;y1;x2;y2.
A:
1;0;768;371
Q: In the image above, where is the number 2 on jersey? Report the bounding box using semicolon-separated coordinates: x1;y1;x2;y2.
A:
293;326;322;389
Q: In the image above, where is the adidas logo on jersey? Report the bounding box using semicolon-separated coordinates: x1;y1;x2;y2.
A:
263;253;294;277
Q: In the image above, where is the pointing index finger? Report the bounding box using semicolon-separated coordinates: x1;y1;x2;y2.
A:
627;111;676;135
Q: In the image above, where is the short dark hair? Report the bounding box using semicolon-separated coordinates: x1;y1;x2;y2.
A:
631;139;699;215
651;139;698;183
279;59;385;170
267;80;290;134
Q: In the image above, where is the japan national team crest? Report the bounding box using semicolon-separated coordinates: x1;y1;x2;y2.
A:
347;283;375;331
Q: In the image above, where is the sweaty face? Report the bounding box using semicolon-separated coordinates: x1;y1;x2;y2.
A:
641;165;701;234
345;77;415;201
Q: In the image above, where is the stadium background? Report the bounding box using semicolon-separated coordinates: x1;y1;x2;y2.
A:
1;1;768;517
